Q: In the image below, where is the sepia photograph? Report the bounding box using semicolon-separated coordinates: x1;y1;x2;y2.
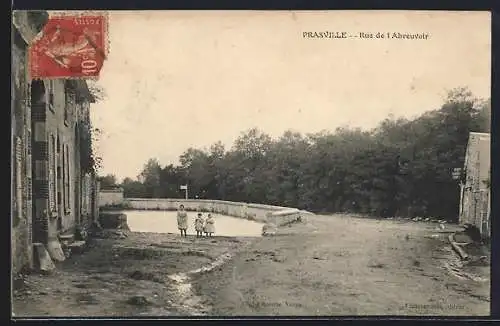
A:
11;10;491;317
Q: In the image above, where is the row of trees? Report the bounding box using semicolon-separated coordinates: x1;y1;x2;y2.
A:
99;88;490;221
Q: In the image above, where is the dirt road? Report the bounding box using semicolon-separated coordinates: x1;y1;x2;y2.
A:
12;232;254;317
12;214;490;317
195;215;490;316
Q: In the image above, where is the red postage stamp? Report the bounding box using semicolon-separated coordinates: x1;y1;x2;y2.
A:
29;14;108;79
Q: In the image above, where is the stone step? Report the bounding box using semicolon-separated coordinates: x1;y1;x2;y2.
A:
68;240;87;254
33;243;55;274
46;239;66;262
59;233;75;242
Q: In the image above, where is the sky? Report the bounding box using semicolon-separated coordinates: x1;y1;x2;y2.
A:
89;11;491;181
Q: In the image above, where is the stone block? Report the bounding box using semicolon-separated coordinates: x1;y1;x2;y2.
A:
68;241;87;254
46;239;66;262
59;233;74;242
262;223;277;236
33;243;55;273
99;212;130;230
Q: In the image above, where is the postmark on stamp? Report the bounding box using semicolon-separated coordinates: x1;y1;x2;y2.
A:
29;13;108;79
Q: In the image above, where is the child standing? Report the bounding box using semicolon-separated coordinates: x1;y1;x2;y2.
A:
177;204;188;237
205;213;216;237
195;213;205;237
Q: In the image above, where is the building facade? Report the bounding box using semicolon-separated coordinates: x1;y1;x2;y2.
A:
12;11;100;273
12;11;48;273
99;188;125;207
459;132;491;239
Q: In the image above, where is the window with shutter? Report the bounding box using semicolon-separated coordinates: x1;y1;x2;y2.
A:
15;137;23;226
48;135;53;211
49;134;56;212
48;80;55;112
53;134;58;208
87;175;91;214
64;90;75;126
26;128;32;240
57;134;62;206
84;177;88;215
64;144;71;212
64;93;69;123
62;145;66;211
26;130;32;174
82;175;89;215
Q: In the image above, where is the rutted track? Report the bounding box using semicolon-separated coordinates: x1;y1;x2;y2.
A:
165;253;234;315
12;215;490;317
194;214;491;316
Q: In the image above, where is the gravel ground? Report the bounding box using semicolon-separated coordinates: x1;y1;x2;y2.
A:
12;215;490;317
194;215;490;316
12;231;253;317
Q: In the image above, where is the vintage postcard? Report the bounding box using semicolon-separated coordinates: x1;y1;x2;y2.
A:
11;10;491;317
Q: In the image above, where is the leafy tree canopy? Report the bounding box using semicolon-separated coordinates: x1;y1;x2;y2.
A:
119;88;490;221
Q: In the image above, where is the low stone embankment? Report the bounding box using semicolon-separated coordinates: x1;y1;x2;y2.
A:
98;212;130;230
102;198;314;228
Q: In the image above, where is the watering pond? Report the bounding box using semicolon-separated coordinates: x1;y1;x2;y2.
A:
125;210;265;237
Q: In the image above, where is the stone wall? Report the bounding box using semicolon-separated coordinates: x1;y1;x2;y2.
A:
11;12;47;273
123;198;313;226
12;12;99;273
459;132;491;239
99;189;125;207
31;80;97;241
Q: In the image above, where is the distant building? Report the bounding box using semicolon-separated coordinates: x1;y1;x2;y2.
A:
99;188;125;207
12;11;100;273
459;132;491;239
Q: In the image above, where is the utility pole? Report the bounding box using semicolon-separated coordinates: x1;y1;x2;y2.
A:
180;184;188;199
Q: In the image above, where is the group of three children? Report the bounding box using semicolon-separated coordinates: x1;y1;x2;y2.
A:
176;204;216;237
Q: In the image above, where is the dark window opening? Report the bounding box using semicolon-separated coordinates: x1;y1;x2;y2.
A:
48;80;55;111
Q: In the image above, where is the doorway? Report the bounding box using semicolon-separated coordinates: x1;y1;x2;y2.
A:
30;80;46;243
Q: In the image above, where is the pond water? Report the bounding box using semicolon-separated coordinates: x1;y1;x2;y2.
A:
125;210;264;237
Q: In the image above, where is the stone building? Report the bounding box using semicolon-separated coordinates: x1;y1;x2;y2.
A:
99;188;125;207
459;132;491;239
12;11;100;273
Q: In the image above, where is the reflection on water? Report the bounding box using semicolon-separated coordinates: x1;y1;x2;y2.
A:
125;210;264;237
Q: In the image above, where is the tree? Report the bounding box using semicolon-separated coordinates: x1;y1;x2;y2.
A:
179;148;211;198
98;174;118;189
231;128;273;203
159;164;184;198
87;80;107;102
124;87;488;222
121;177;147;198
84;80;107;174
139;158;162;198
